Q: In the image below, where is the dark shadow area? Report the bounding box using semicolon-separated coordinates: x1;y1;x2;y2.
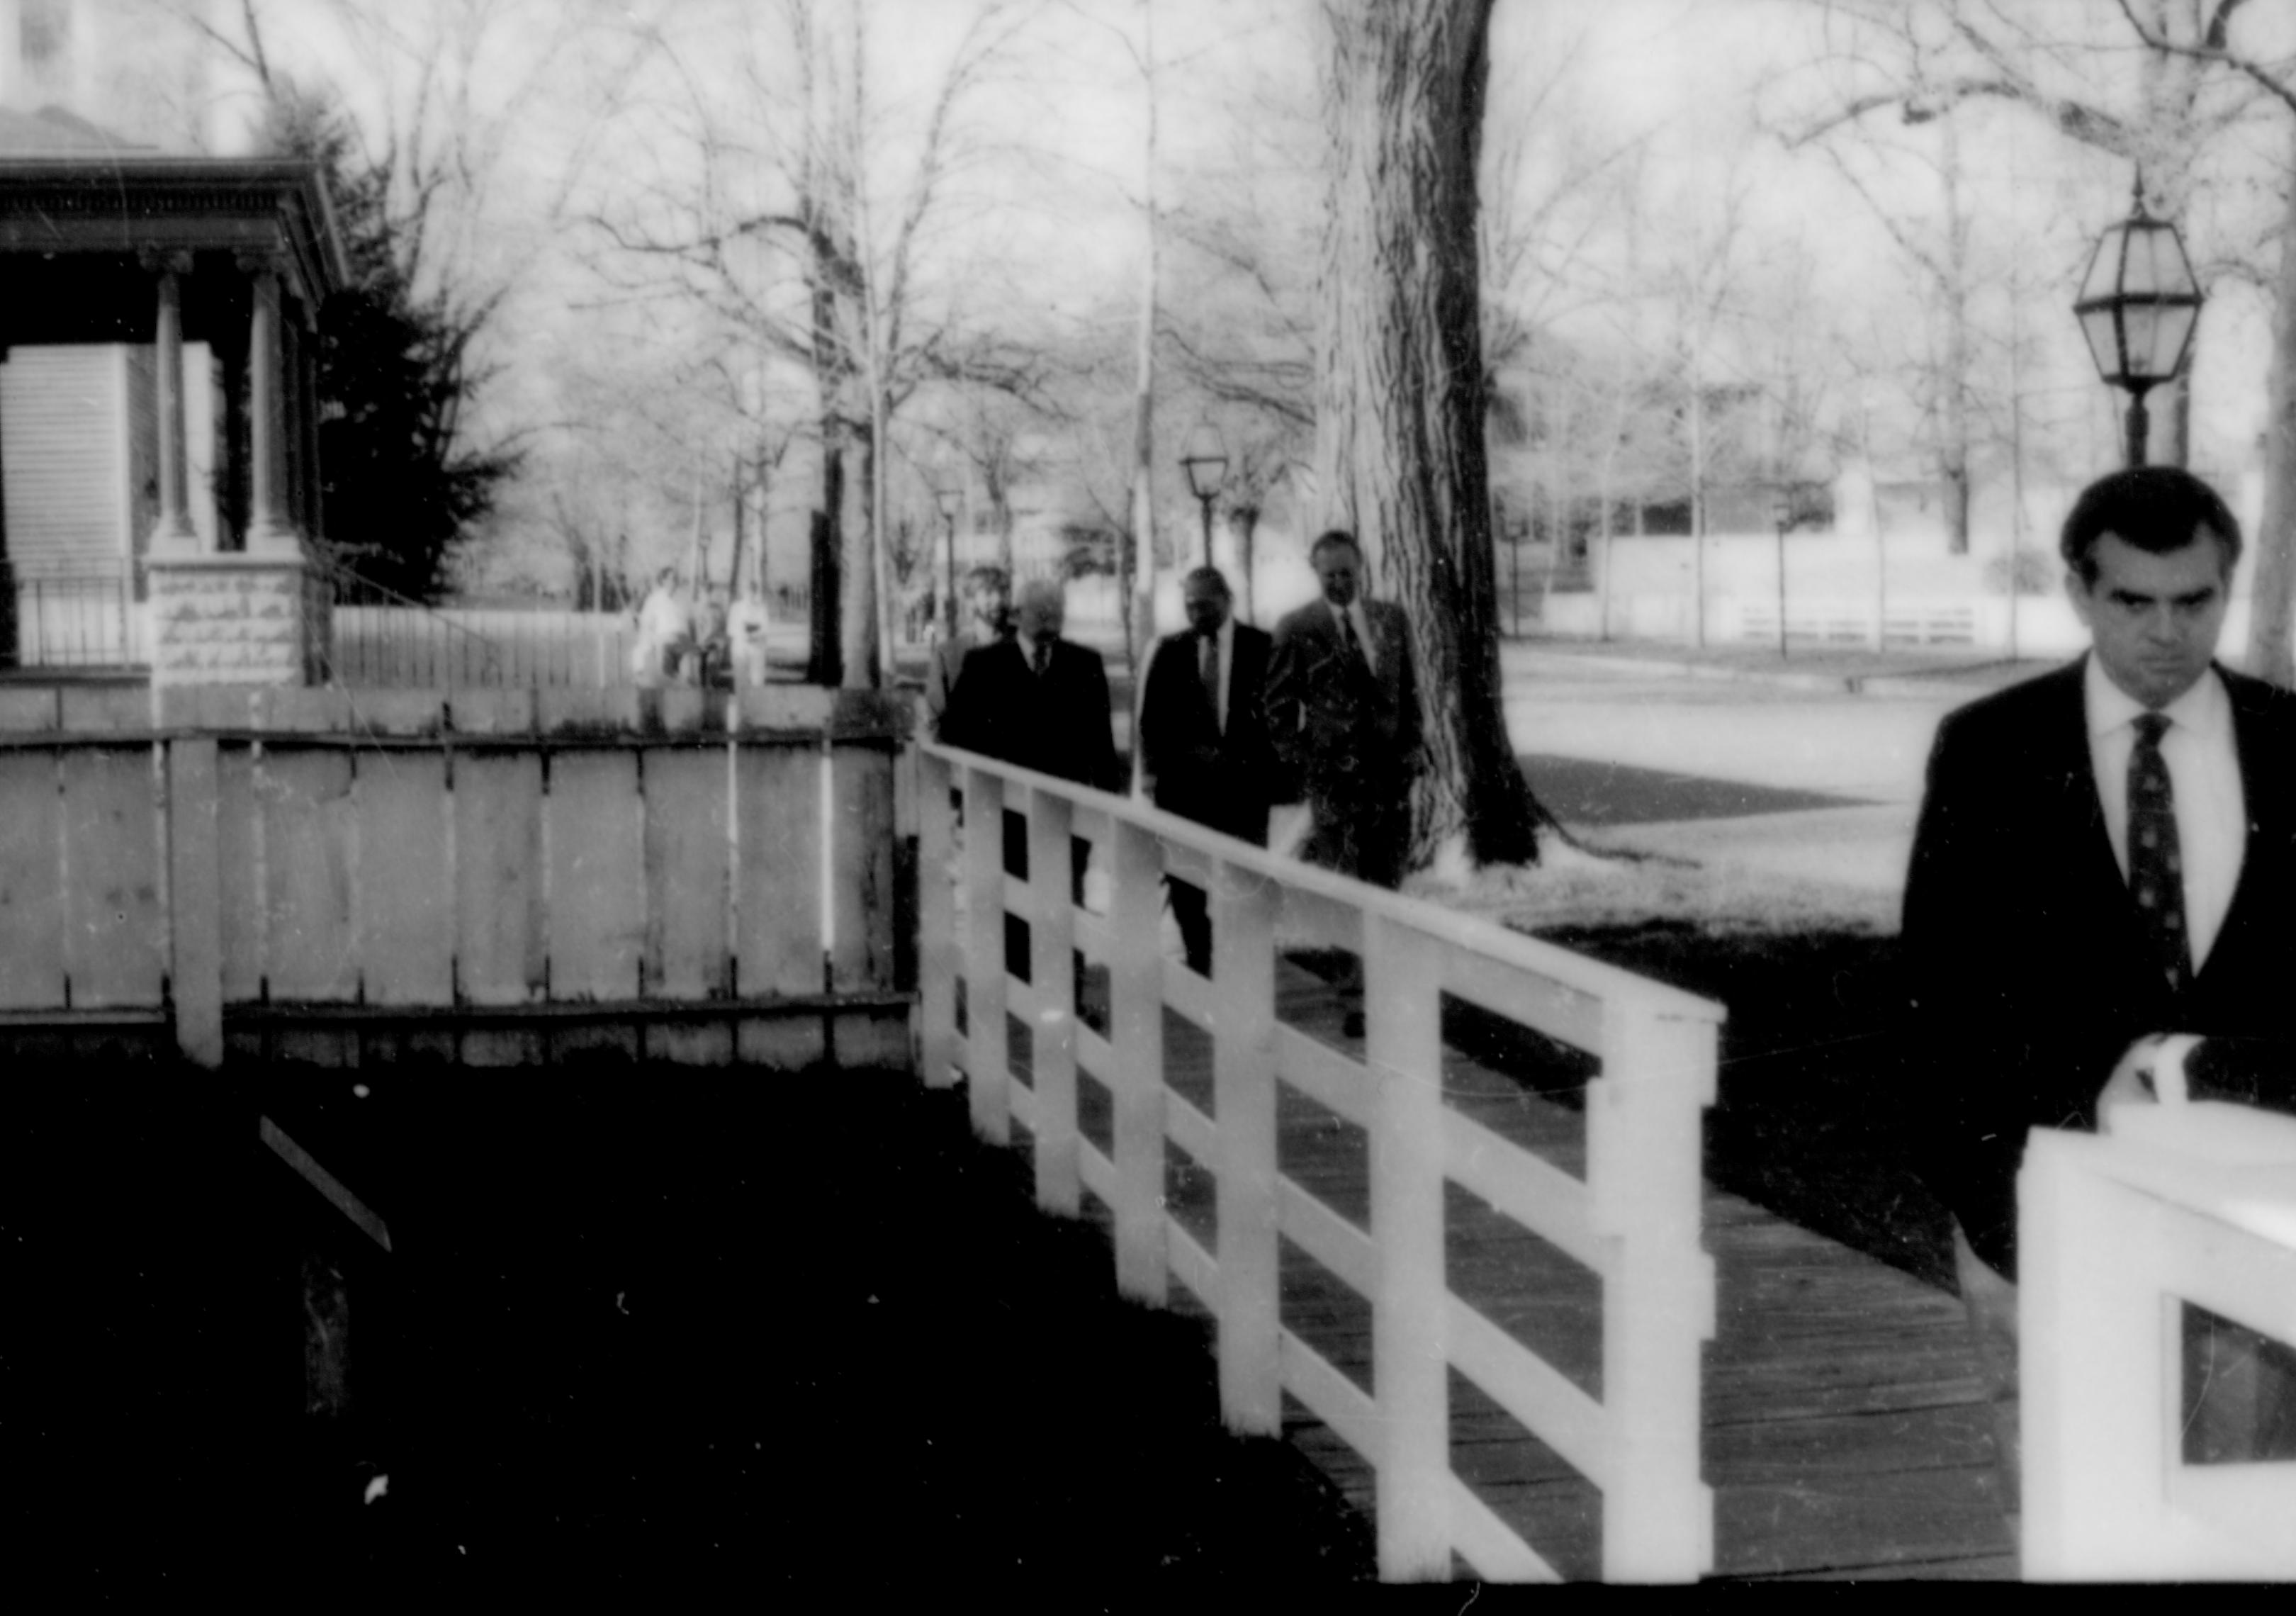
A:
4;1060;1374;1593
1519;753;1869;826
1531;923;1956;1292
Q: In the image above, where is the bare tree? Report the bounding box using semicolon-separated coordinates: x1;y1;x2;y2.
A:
585;0;1034;687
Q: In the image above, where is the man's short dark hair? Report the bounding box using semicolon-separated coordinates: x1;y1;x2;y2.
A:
2059;466;2241;584
963;566;1009;594
1310;529;1362;563
1182;566;1230;596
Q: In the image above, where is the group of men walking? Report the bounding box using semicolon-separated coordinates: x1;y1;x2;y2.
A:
930;529;1424;980
930;470;2296;1528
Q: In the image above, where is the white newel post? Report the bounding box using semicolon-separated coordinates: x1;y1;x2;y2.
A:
1210;855;1281;1435
961;765;1011;1143
1107;818;1168;1305
916;751;958;1089
1027;783;1080;1216
1589;1002;1717;1582
146;255;314;705
1364;913;1451;1579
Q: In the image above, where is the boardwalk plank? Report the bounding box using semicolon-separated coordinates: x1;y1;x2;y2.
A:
1041;948;2019;1581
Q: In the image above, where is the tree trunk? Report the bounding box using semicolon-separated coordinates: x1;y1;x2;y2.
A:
2247;133;2296;690
1315;0;1546;871
808;429;845;679
1941;111;1972;556
839;417;879;689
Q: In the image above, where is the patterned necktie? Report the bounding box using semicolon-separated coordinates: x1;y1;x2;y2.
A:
1200;632;1221;731
1031;639;1050;678
2127;712;2191;996
1338;608;1365;668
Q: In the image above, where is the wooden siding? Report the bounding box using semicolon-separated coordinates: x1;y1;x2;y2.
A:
1;345;125;568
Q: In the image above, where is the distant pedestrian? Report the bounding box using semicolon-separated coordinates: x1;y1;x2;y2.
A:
629;567;692;688
1138;566;1278;974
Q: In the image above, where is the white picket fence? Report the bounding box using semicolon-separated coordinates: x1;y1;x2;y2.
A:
915;741;1724;1582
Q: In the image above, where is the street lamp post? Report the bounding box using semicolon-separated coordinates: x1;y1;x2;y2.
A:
934;482;961;636
1179;422;1227;568
1772;487;1791;661
2073;178;2203;468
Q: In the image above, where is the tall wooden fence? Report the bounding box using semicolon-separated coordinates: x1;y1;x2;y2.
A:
916;741;1724;1582
0;684;906;1067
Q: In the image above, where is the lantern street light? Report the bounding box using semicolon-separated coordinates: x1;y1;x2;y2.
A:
933;479;962;636
2073;178;2203;468
1178;422;1227;567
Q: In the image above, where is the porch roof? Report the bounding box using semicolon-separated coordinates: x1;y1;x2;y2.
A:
0;131;347;311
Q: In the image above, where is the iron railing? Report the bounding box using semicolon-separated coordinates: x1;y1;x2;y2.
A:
0;560;142;670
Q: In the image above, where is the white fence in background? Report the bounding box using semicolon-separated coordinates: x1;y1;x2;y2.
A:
2022;1102;2296;1581
915;741;1723;1583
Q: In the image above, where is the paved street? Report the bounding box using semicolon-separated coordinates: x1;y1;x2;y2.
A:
1499;645;2028;899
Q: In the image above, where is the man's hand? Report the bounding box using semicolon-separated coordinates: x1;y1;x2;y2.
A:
2097;1034;2169;1135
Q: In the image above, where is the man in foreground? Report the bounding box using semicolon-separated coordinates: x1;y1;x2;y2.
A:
1901;465;2296;1516
1137;567;1278;974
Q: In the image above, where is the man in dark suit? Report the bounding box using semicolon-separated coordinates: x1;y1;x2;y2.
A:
1264;529;1423;890
941;577;1122;921
923;566;1009;739
1902;465;2296;1513
941;577;1121;793
1138;566;1278;974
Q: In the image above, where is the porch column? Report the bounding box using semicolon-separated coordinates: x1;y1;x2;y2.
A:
147;251;200;556
242;255;297;556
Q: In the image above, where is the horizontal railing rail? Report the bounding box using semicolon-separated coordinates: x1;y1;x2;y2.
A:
916;740;1723;1582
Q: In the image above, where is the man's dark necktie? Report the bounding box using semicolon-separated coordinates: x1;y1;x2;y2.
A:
1031;639;1050;678
1200;632;1220;731
2127;711;2191;996
1338;609;1366;669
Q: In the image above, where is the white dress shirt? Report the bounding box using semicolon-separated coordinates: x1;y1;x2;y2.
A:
1198;616;1235;734
2083;656;2246;972
1329;600;1375;675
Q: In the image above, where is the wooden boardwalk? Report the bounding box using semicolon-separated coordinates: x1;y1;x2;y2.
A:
1032;955;2018;1582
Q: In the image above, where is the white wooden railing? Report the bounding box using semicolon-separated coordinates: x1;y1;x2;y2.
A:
916;741;1724;1582
2022;1101;2296;1581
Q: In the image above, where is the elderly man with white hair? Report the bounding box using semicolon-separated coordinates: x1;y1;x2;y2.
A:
940;577;1120;794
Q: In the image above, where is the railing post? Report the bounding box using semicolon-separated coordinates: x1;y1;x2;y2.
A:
1210;853;1281;1435
1027;782;1079;1216
1589;1002;1717;1581
164;736;225;1067
2020;1133;2176;1578
961;762;1011;1143
916;749;958;1089
1363;911;1451;1580
1108;817;1167;1304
